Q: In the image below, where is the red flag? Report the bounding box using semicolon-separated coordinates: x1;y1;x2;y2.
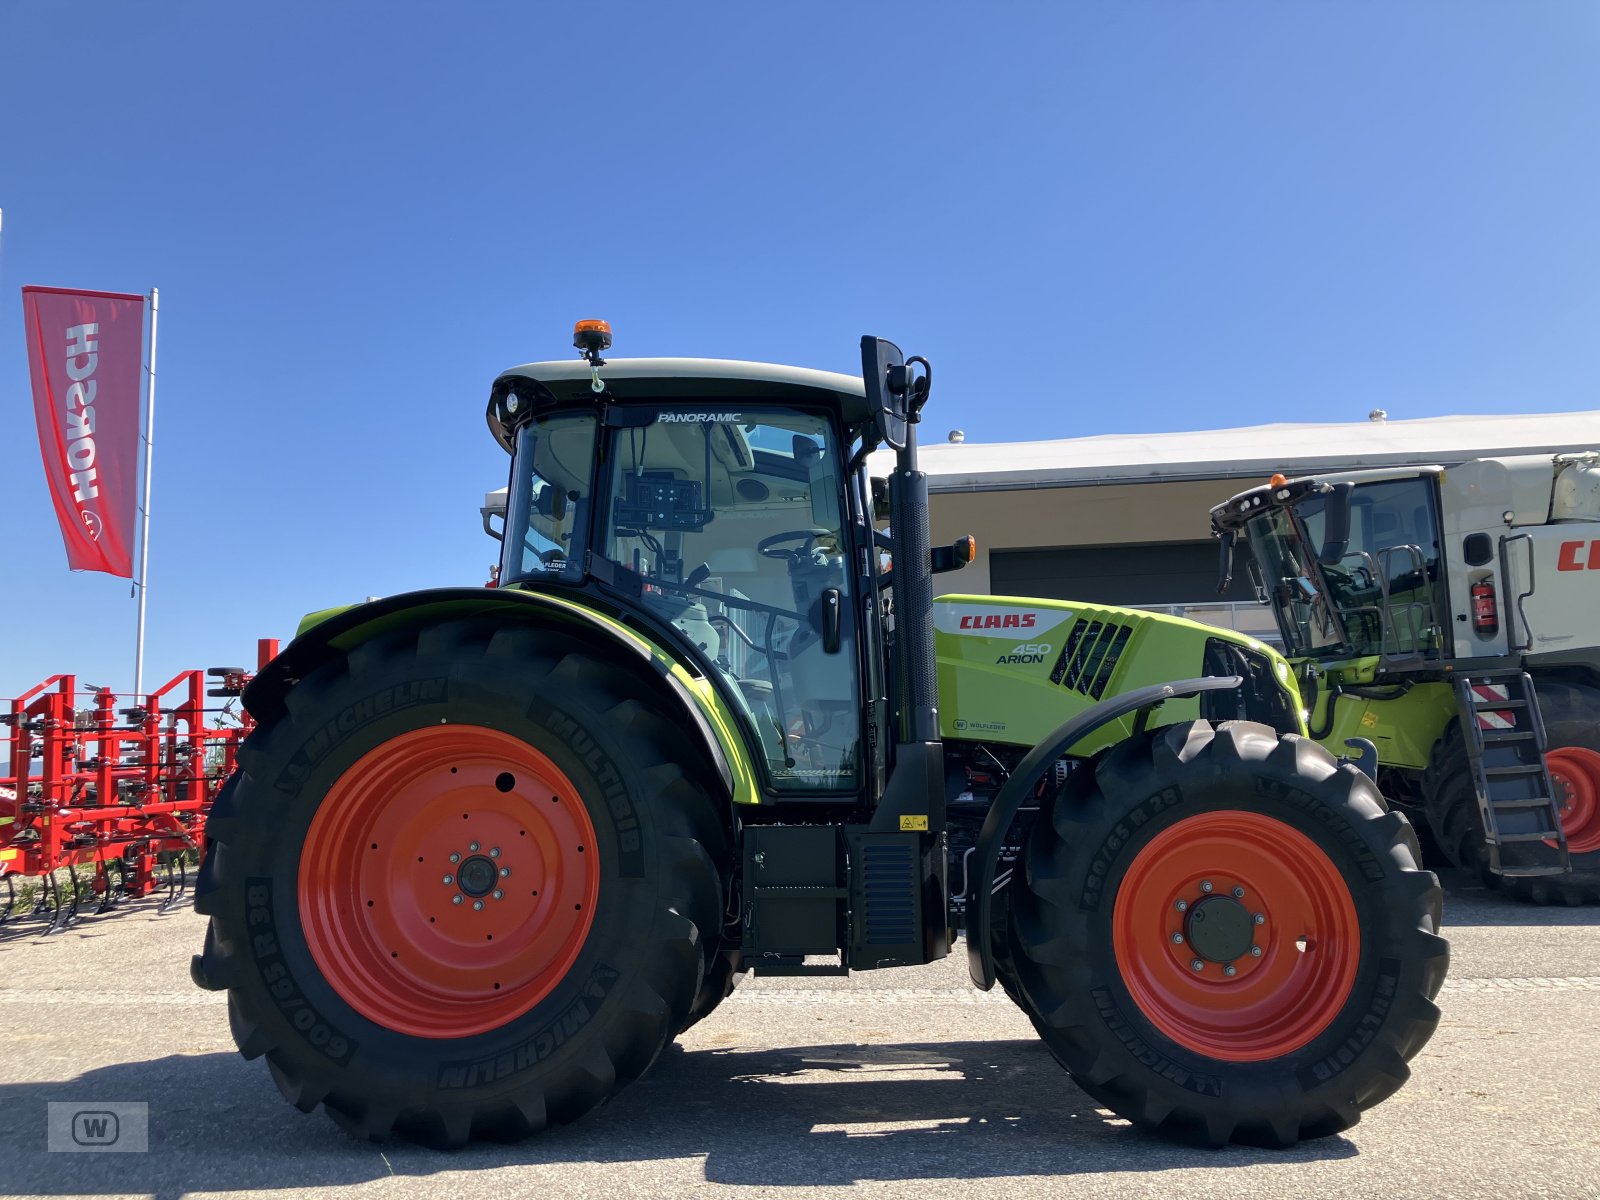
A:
22;287;146;577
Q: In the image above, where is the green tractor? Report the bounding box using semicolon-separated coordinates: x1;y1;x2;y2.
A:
1212;455;1600;904
192;325;1446;1149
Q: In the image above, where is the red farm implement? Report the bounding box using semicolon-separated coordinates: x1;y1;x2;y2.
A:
0;640;277;932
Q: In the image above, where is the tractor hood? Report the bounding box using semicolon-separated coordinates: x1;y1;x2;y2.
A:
934;594;1303;753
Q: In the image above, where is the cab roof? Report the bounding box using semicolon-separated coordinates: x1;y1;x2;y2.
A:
488;357;868;452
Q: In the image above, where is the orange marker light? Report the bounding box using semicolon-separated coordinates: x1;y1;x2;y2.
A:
956;535;977;566
1269;474;1288;488
573;319;613;353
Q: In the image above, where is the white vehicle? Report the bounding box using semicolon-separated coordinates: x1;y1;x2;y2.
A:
1212;452;1600;903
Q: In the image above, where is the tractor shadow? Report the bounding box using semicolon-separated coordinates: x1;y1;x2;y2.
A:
0;1039;1355;1198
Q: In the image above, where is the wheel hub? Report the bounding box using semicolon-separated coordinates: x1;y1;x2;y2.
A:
1185;895;1254;964
455;854;499;898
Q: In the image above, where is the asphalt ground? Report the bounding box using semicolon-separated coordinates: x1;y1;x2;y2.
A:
0;871;1597;1200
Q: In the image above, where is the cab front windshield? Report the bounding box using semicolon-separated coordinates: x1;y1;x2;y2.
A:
502;405;861;794
1244;503;1347;658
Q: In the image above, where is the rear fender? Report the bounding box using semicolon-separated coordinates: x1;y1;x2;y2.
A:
967;675;1241;991
244;587;753;805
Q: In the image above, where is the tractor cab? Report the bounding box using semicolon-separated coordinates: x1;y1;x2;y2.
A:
487;327;883;799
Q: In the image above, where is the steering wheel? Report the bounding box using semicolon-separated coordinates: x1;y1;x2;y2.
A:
757;528;830;562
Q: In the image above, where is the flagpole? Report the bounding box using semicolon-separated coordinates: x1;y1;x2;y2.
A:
133;287;159;699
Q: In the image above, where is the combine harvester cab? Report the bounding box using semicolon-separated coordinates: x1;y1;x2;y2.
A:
1212;454;1600;903
192;323;1447;1150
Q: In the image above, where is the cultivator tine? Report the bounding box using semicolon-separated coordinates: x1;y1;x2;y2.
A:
0;875;15;926
41;873;62;932
158;854;187;913
33;872;56;920
94;860;119;915
47;868;83;933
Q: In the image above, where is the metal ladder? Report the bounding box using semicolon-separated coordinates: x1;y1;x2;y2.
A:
1454;670;1569;876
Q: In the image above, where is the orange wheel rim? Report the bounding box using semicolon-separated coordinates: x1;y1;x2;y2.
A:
1111;811;1361;1062
1548;747;1600;855
299;724;599;1039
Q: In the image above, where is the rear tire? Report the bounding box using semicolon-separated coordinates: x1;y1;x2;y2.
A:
1008;721;1447;1148
1423;678;1600;905
192;618;729;1147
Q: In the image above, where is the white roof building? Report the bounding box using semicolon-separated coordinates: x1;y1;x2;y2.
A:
887;409;1600;492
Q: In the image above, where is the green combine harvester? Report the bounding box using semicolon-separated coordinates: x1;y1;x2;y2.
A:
1212;454;1600;904
192;324;1446;1149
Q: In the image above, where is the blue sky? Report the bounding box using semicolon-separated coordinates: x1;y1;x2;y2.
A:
3;2;1599;695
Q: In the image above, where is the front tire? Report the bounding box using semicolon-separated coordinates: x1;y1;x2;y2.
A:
192;619;729;1147
1008;721;1447;1148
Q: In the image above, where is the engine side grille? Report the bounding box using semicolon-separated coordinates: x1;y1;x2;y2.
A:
1050;620;1134;699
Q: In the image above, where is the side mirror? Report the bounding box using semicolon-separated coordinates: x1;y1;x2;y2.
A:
861;336;909;451
1215;528;1235;595
1318;483;1353;565
535;484;569;521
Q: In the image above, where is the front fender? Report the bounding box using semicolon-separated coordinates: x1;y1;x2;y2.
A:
245;587;754;805
966;675;1241;991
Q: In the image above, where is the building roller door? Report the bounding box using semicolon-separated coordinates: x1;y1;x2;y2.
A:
990;542;1260;607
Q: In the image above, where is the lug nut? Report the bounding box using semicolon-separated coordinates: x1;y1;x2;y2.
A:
1250;946;1263;957
469;841;481;853
452;895;464;906
1253;913;1265;925
449;852;461;864
1224;965;1237;977
1232;886;1245;898
1200;880;1213;893
473;899;485;911
1174;899;1188;912
489;847;501;859
1171;932;1184;944
1190;959;1204;972
500;866;511;878
492;889;504;900
442;874;454;885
